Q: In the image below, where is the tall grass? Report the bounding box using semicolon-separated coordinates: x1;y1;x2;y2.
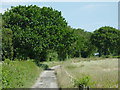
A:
2;59;45;88
56;67;74;88
56;58;118;88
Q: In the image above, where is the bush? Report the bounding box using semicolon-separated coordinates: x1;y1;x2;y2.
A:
73;74;90;88
4;59;11;65
46;50;58;61
2;28;13;60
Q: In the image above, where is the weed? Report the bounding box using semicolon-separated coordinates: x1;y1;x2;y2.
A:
4;59;11;65
73;74;90;88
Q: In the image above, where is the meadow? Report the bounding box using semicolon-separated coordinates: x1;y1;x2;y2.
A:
56;58;118;88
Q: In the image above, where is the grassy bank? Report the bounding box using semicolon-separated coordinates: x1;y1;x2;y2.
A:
56;58;118;88
2;59;45;88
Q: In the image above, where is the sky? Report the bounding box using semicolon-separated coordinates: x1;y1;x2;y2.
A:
0;1;118;32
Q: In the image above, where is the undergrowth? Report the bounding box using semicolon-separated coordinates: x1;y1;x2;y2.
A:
73;74;90;88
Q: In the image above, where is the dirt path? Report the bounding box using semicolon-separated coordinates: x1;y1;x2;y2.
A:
32;65;61;88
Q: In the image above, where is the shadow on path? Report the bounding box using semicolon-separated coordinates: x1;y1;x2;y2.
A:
32;65;61;88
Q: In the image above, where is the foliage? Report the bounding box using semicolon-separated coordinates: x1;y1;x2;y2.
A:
0;13;2;29
2;5;76;61
46;50;58;61
2;59;45;88
4;59;11;64
0;14;2;60
68;28;96;58
2;5;119;61
73;74;90;88
118;31;120;55
2;28;13;60
0;13;2;30
91;26;119;57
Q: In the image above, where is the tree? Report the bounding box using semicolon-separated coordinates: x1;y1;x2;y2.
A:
2;5;76;61
91;26;119;57
117;30;120;56
2;28;13;60
0;15;13;60
0;14;2;60
67;27;95;58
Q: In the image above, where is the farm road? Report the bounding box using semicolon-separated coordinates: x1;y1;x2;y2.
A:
32;65;61;88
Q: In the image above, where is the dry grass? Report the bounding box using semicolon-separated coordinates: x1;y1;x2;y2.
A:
56;58;118;88
56;67;74;88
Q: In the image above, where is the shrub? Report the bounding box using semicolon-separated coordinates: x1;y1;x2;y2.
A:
4;59;11;64
73;74;90;88
46;50;58;61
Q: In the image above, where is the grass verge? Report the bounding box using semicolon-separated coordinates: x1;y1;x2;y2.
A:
2;59;45;88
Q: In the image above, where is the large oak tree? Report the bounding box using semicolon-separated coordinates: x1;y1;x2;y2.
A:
2;5;76;61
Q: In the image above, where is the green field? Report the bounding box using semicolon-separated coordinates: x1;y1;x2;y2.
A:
56;58;118;88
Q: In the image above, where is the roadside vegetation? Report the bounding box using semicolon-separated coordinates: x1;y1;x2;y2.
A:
56;58;118;88
2;59;47;88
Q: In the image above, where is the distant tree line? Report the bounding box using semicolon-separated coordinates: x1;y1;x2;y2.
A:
1;5;120;61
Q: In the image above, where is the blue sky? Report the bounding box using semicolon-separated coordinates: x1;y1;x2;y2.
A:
1;2;118;32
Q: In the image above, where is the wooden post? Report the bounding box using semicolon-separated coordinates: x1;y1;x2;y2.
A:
79;84;84;90
87;86;89;90
83;85;85;90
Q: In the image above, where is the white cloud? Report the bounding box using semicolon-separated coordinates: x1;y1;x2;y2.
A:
79;4;112;11
80;4;98;10
1;0;119;2
38;5;51;8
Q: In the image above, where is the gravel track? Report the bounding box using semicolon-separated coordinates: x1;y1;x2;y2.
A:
32;65;61;88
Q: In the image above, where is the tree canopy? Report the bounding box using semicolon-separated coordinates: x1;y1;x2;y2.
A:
68;28;96;58
2;5;76;61
91;26;119;57
2;5;120;61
